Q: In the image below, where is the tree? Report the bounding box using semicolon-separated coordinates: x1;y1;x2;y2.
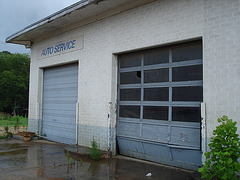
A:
0;51;30;116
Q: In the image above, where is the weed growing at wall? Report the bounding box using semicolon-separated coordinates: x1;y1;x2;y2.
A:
66;148;73;165
198;116;240;180
89;137;101;160
13;116;20;131
0;112;27;139
4;125;9;134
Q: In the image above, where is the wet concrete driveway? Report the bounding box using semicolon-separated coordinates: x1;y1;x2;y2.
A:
0;138;200;180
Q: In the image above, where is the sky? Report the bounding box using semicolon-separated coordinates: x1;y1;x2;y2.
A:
0;0;80;54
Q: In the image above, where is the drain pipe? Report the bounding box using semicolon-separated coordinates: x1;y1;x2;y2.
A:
201;102;206;164
76;102;79;145
36;101;41;135
36;102;47;139
107;102;112;152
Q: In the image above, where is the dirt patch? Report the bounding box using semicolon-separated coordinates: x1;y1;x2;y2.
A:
0;127;27;136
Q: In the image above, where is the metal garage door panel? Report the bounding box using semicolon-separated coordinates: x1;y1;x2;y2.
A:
42;116;76;125
44;83;78;90
44;65;77;76
142;141;169;158
43;89;78;97
43;103;76;111
44;77;77;85
42;109;76;117
42;63;78;145
171;147;202;165
117;137;144;158
170;124;200;148
142;123;168;143
117;121;140;137
42;123;76;134
43;97;77;104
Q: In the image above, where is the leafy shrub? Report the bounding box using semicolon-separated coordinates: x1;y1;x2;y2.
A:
88;137;101;160
198;116;240;180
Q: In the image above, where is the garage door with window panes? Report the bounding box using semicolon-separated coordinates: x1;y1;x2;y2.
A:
117;40;203;170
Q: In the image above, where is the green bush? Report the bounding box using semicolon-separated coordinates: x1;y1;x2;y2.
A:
88;137;101;160
198;116;240;180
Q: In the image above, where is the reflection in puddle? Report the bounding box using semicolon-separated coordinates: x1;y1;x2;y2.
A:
0;139;200;179
88;161;101;176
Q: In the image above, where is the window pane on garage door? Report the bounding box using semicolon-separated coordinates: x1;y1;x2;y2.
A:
144;68;169;83
119;52;141;68
172;41;202;62
120;71;141;84
119;105;140;118
172;86;203;101
143;106;168;120
144;87;169;101
144;47;169;65
172;107;201;122
120;88;141;101
172;65;202;82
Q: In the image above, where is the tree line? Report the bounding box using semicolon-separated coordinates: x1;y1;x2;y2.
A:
0;51;30;116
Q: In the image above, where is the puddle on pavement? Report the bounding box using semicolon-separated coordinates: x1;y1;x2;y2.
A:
0;139;200;180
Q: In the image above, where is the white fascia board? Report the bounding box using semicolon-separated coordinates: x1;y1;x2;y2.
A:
5;0;101;44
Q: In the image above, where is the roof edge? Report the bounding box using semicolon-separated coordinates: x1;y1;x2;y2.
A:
6;0;103;44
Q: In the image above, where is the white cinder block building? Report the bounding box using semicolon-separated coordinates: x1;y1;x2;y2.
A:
6;0;240;170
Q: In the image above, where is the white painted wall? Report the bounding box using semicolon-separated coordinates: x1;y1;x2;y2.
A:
28;0;240;159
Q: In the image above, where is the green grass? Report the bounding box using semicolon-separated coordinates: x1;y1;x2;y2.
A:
0;112;28;127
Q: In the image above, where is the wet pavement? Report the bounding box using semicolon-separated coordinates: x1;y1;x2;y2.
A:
0;138;200;180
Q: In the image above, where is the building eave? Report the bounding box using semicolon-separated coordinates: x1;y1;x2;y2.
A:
6;0;155;46
5;0;103;46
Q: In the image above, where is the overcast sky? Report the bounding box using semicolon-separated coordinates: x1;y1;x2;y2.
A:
0;0;80;54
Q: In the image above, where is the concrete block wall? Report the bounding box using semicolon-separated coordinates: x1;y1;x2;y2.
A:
203;0;240;139
28;0;240;156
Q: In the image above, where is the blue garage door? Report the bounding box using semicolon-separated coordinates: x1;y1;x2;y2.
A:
117;40;203;170
42;63;78;144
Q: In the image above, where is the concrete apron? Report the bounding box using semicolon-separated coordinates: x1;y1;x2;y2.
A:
0;138;201;180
